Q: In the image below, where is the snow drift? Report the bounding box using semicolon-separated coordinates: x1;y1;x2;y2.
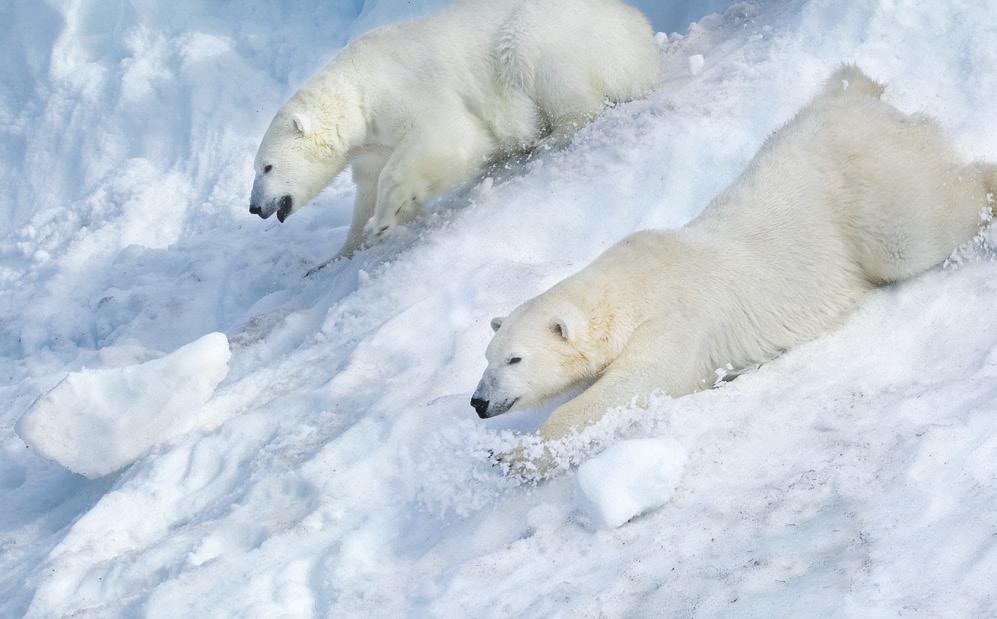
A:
1;0;995;617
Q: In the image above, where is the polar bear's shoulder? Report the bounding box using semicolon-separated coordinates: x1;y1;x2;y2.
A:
821;65;885;99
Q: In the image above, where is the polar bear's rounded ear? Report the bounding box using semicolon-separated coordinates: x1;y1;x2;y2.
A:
490;317;505;332
550;316;576;342
291;112;312;136
550;305;586;343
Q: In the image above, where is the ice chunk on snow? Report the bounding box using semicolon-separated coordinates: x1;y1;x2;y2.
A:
575;437;687;529
16;333;231;478
688;54;705;75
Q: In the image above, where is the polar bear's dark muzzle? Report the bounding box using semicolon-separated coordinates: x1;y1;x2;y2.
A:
471;395;519;418
276;195;293;222
249;195;292;222
471;398;490;418
250;202;275;219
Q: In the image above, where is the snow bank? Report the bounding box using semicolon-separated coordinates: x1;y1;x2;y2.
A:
16;333;230;478
576;438;687;529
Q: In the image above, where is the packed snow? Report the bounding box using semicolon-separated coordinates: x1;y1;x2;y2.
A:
16;332;230;479
576;438;688;529
688;53;706;76
2;0;996;617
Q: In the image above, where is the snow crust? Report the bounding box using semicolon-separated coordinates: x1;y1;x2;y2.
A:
16;332;231;479
576;438;687;529
1;0;996;617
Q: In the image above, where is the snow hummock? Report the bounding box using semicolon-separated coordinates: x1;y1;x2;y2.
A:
16;333;231;479
576;437;687;529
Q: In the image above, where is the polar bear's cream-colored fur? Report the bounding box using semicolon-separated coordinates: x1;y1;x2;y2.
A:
249;0;661;257
473;66;995;465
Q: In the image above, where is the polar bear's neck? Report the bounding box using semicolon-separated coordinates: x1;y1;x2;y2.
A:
291;57;367;153
555;230;707;371
549;280;641;375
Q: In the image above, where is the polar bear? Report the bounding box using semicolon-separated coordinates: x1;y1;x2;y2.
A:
472;66;995;475
249;0;661;260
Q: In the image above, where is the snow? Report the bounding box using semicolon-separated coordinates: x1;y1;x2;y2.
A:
2;0;996;617
16;332;231;479
688;53;706;75
575;437;687;529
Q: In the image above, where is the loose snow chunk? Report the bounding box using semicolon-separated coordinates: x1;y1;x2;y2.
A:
17;333;231;478
688;54;705;75
575;438;687;529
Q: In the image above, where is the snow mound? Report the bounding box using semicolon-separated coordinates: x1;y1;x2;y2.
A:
576;437;687;529
16;333;231;478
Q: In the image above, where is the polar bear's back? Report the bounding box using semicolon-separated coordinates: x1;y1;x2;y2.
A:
492;0;661;104
349;0;659;143
801;84;984;283
323;0;661;156
670;67;994;369
813;97;985;282
713;67;989;285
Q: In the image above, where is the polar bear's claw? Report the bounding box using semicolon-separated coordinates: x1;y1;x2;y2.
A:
489;444;556;482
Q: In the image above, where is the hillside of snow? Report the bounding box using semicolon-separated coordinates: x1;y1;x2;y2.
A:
2;0;996;616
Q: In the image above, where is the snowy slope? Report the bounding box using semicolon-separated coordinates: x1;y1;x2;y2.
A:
2;0;996;616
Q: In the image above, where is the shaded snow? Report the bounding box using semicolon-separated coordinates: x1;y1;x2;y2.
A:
1;0;996;617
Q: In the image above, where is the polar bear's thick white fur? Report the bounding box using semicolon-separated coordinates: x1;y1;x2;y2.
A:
249;0;661;258
473;66;995;471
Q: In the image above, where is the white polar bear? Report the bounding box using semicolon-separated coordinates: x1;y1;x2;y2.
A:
249;0;661;260
472;66;995;475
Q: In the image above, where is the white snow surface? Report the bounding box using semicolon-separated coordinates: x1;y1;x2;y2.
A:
576;438;687;529
16;332;231;479
2;0;997;617
688;53;706;76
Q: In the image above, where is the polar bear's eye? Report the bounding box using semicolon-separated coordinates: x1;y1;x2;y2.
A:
264;164;273;173
508;356;522;365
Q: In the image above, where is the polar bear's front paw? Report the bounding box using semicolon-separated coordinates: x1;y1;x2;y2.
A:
491;444;557;482
367;185;422;243
363;213;397;242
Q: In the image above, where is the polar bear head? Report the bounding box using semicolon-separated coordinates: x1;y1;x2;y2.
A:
471;298;598;419
249;109;339;222
250;88;359;222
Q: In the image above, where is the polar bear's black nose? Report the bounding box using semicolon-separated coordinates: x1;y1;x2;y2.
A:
249;204;262;216
471;398;489;418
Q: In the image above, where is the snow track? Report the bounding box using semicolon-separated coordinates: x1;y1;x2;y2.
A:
1;1;995;616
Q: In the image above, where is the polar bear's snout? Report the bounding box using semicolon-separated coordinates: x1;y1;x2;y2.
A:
248;200;277;220
471;379;493;418
470;396;489;418
248;194;294;222
471;375;520;418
